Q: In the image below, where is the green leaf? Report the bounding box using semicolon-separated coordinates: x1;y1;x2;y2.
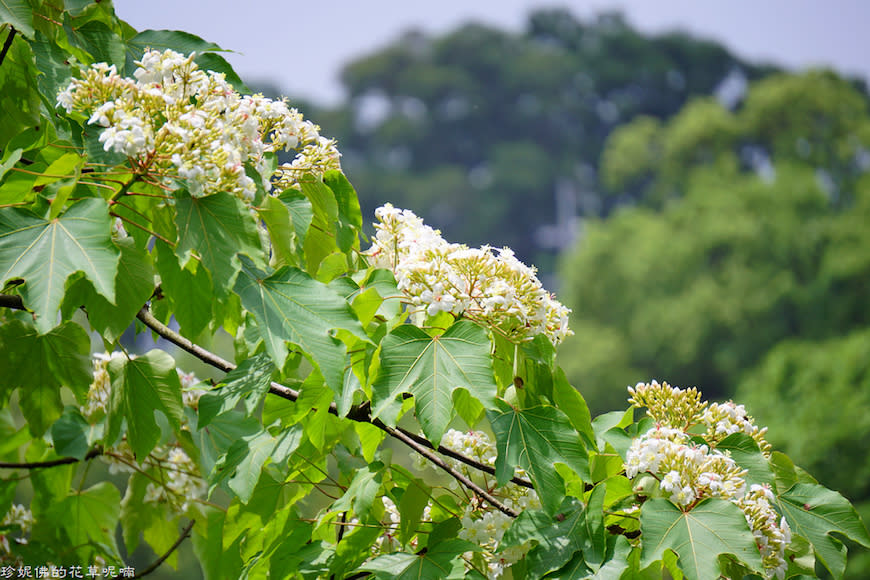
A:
69;237;155;342
639;498;763;580
361;539;477;579
0;148;22;183
331;462;383;520
0;0;34;38
715;433;774;488
398;478;431;546
198;353;275;426
501;496;588;577
372;320;498;445
47;482;121;561
298;178;339;272
487;402;589;514
776;483;870;578
0;198;120;333
50;407;91;460
67;19;125;69
194;410;262;476
324;170;362;252
153;235;212;338
259;194;298;268
552;367;596;449
124;29;234;80
210;424;304;503
106;350;184;460
0;320;91;435
233;256;368;395
193;52;249;93
174;190;263;299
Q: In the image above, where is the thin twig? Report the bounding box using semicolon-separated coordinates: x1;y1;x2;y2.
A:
373;418;518;517
133;519;196;578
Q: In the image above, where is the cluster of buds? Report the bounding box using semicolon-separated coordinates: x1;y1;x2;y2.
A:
739;484;792;579
367;204;572;345
627;380;706;429
703;401;771;455
58;49;340;201
625;381;788;578
414;429;537;578
81;352;125;420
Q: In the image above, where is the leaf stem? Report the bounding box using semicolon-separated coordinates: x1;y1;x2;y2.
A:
111;174;142;203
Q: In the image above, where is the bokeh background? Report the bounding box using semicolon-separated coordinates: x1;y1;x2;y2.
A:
116;1;870;576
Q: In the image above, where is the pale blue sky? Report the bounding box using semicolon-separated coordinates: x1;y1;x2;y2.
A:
114;0;869;104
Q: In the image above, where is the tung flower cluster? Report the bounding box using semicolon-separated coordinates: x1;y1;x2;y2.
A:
624;381;789;579
58;50;340;200
367;204;572;344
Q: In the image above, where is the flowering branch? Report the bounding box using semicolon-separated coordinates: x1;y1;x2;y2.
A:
135;303;522;517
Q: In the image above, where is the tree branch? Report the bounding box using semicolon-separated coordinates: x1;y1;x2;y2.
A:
0;293;24;310
0;447;102;469
135;303;525;517
0;297;532;516
133;519;195;578
0;26;15;69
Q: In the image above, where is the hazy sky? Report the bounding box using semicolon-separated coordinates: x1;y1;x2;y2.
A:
115;0;869;104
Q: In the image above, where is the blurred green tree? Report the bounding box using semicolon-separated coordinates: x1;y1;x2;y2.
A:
313;9;776;263
559;72;870;499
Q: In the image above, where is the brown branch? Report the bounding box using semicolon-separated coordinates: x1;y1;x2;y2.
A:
133;519;195;578
135;303;524;518
0;293;24;310
0;447;102;469
373;418;518;517
0;26;15;68
136;306;234;373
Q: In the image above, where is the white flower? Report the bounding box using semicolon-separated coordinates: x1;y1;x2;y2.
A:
660;470;682;493
366;204;572;344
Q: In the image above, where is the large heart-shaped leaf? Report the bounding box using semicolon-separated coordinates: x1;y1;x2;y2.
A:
174;190;263;298
47;482;121;561
106;350;184;460
65;237;155;343
487;402;590;514
0;198;119;332
777;483;870;578
233;257;368;395
372;320;497;446
640;498;763;580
